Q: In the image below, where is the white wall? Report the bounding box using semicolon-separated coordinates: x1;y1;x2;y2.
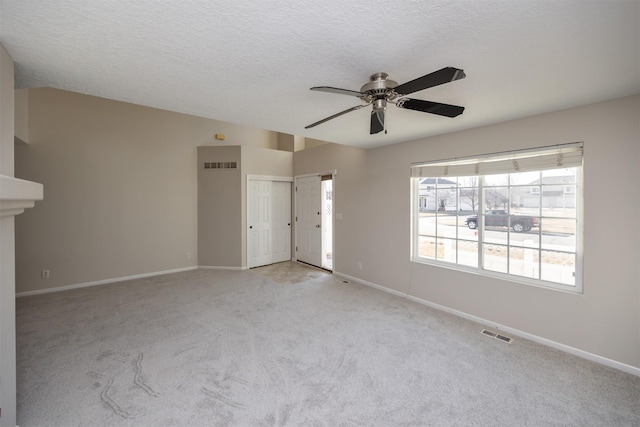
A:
295;95;640;370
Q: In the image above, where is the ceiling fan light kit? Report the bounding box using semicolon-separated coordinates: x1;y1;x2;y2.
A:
305;67;466;135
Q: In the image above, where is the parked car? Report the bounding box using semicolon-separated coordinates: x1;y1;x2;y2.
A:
465;209;539;232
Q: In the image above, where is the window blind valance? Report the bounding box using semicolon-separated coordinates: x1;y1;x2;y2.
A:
410;143;583;178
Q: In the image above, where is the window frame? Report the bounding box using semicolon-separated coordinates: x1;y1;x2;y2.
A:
410;145;583;294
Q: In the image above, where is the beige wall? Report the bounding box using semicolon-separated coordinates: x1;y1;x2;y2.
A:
277;133;295;152
277;133;328;152
294;95;640;369
196;145;294;268
303;138;329;150
15;88;279;292
0;49;13;176
197;146;242;267
293;142;368;269
242;146;294;178
0;43;18;427
14;88;28;144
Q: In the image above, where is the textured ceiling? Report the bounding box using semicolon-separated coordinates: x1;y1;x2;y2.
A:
1;0;638;148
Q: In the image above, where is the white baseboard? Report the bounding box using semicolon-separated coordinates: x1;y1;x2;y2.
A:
15;266;199;298
333;271;640;377
17;265;247;298
199;265;247;271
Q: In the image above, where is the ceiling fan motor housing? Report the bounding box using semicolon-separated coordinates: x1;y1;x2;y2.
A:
359;72;398;93
360;72;399;112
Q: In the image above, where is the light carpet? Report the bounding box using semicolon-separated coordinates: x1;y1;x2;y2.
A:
251;261;330;286
16;266;640;426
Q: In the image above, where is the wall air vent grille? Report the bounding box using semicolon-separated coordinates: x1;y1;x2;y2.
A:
204;162;238;170
481;329;513;344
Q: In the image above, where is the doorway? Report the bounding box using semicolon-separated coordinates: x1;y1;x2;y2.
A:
295;173;333;271
321;176;333;270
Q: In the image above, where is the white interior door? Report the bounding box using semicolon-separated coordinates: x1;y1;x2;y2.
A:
271;181;291;263
248;180;272;268
296;175;322;267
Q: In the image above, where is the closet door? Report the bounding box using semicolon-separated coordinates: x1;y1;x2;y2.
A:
247;180;272;268
247;179;292;268
271;181;292;263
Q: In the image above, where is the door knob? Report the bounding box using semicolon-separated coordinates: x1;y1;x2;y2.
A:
249;226;253;229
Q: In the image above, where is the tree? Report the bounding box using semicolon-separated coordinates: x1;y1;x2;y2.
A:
437;188;454;211
459;177;479;212
485;188;509;209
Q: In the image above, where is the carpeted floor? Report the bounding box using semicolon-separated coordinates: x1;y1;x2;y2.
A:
251;261;330;285
16;264;640;426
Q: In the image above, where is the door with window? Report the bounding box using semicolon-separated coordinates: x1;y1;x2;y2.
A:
296;174;333;270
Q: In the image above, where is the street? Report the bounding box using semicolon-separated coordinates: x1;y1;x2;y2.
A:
418;216;576;252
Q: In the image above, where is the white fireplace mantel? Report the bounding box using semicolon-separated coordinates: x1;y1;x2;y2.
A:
0;174;43;217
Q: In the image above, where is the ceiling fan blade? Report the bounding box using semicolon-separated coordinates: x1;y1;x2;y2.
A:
305;104;368;129
393;67;466;96
370;111;384;134
310;86;364;97
397;98;465;117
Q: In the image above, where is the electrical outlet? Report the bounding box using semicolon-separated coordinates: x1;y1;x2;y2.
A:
185;252;191;259
41;270;50;278
357;262;363;270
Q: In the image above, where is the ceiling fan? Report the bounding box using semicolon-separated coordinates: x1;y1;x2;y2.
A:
305;67;466;135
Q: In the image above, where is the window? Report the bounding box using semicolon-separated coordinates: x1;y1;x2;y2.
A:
411;143;583;292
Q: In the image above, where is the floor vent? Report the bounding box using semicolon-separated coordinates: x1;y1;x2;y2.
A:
204;161;238;170
481;329;513;344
